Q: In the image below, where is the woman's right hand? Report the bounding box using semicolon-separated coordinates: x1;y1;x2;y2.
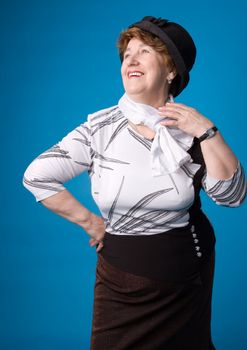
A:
83;212;106;253
40;190;106;252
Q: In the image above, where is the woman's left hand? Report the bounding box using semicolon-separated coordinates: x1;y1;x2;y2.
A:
158;102;214;138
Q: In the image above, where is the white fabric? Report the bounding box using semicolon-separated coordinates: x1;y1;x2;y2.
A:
118;93;199;176
23;104;246;235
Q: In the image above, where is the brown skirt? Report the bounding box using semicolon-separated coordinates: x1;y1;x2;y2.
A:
90;251;216;350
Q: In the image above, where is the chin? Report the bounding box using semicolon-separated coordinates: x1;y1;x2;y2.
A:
125;87;147;97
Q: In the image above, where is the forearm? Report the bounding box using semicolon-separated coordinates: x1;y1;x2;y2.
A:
200;131;238;179
41;190;106;245
41;189;91;229
200;132;246;207
159;102;239;180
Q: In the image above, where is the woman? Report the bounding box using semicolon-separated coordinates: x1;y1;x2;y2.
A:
23;16;246;349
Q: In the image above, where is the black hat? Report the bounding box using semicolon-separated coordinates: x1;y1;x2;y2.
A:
126;16;197;97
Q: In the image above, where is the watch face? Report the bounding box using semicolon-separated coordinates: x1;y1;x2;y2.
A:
198;126;217;142
208;129;215;137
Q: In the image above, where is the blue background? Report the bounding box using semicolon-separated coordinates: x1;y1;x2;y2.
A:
1;0;246;349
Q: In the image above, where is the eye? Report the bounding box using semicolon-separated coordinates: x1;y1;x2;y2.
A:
123;53;130;60
142;48;150;54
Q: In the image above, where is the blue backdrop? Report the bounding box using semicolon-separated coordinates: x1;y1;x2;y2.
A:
1;0;246;349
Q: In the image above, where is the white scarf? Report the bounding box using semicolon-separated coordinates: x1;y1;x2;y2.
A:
118;93;200;176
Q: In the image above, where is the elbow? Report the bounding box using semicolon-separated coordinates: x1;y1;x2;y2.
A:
213;189;247;208
22;161;41;201
22;163;33;190
22;160;37;189
22;160;66;202
230;188;247;207
205;163;247;208
217;200;244;208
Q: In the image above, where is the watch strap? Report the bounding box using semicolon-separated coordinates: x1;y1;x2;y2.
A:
198;126;218;143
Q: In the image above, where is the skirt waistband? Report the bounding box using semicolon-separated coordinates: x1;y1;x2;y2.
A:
99;222;215;282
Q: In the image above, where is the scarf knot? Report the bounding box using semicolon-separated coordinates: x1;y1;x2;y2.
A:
118;93;200;176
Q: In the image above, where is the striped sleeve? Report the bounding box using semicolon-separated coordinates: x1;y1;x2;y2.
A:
202;162;247;207
23;117;93;202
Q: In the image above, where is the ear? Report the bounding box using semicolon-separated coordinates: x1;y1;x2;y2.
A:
167;71;176;81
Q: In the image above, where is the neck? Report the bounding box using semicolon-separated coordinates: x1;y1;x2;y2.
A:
126;92;169;109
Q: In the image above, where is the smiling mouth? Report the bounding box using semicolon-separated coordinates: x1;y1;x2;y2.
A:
128;71;144;78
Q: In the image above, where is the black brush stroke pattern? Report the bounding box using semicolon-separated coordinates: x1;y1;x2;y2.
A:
127;128;151;151
104;119;128;151
112;188;173;231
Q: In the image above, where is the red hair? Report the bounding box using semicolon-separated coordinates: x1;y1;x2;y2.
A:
117;27;176;74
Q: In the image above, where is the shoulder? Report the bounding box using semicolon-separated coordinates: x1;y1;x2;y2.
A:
88;105;121;124
86;105;127;140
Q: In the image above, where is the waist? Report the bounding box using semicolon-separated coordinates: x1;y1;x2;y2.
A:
99;221;216;282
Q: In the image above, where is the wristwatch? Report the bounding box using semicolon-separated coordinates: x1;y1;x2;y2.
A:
198;126;218;143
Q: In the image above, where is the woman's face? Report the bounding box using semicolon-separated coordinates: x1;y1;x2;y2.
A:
121;38;171;106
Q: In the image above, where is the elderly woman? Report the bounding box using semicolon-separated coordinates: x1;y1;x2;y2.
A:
23;16;246;350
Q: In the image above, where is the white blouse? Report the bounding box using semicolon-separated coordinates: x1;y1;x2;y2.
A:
23;105;246;235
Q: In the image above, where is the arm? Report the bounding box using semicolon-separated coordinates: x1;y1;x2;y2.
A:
41;190;105;252
159;102;246;206
197;126;238;179
23;117;105;251
201;161;246;207
194;129;246;206
23;121;92;201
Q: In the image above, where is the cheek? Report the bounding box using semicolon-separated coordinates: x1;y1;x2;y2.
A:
158;61;168;77
152;56;167;75
153;64;167;83
121;63;127;79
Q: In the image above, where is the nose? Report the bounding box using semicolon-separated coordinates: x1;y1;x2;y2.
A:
126;53;140;66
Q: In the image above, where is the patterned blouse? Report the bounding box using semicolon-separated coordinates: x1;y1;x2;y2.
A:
23;105;246;235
